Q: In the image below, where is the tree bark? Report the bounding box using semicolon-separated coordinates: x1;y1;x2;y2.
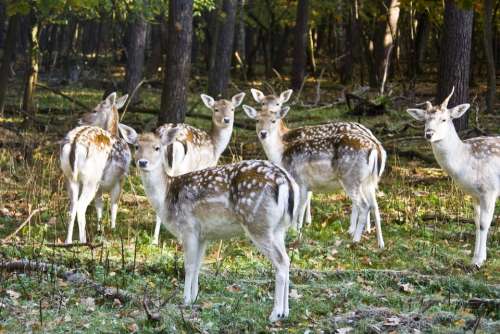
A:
291;0;310;90
437;0;474;131
125;14;147;101
22;15;40;126
0;14;20;115
483;0;496;114
208;0;237;98
371;0;400;89
414;11;430;75
159;0;193;125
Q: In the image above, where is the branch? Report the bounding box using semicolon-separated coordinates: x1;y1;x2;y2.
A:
35;83;91;110
1;207;46;243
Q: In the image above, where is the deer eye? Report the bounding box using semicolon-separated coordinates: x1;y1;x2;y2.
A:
441;118;447;122
214;108;219;112
155;146;160;151
271;120;277;124
134;145;139;150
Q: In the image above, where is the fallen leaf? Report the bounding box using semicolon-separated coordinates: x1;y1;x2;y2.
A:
225;284;241;293
398;282;414;293
127;323;138;333
80;297;95;312
335;327;352;333
289;289;302;299
6;290;20;299
113;298;122;307
384;317;400;326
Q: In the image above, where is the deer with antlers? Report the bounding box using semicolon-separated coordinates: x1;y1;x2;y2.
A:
245;89;386;246
129;126;299;322
61;92;137;243
148;92;245;244
407;87;500;267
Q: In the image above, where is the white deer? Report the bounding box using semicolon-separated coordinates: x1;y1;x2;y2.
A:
149;92;245;244
247;88;386;238
129;127;299;322
407;87;499;267
243;104;385;248
61;92;137;243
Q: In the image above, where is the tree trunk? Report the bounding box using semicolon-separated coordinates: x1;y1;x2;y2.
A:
483;0;496;114
125;14;147;101
22;16;40;126
437;0;473;131
208;0;237;98
146;17;164;77
0;14;20;115
291;0;310;90
414;11;430;75
158;0;193;125
371;0;400;89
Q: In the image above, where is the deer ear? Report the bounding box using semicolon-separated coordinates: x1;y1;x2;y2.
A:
279;89;293;103
278;106;290;119
242;105;258;119
406;108;426;121
251;88;265;103
118;123;138;144
115;94;128;109
449;104;470;119
160;127;180;146
104;92;117;106
231;92;246;107
200;94;215;109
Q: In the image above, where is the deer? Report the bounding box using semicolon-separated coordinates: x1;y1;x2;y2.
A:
148;92;245;244
129;127;299;322
247;88;386;238
407;87;499;267
243;103;385;248
61;92;137;244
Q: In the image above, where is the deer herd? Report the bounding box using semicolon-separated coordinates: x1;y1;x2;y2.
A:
60;88;499;322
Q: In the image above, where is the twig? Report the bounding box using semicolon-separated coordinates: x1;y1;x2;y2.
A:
292;74;309;105
143;296;162;322
44;242;103;250
1;207;46;243
313;68;326;106
35;83;90;110
121;79;146;122
380;44;394;95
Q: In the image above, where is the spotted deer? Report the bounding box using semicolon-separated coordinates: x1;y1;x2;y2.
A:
129;127;299;322
61;92;137;244
247;89;386;239
149;92;245;244
407;87;499;267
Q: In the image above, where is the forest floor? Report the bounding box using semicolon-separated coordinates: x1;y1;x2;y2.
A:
0;76;499;333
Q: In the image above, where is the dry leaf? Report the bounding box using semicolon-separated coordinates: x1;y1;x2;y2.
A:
398;282;414;293
225;284;241;293
335;327;353;334
127;323;138;333
289;289;302;299
113;298;122;307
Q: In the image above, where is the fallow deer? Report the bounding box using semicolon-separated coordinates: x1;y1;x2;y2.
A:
61;93;137;243
129;127;299;322
407;87;499;267
247;88;386;237
149;92;245;244
244;104;385;248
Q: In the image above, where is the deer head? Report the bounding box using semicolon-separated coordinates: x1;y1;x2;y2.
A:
200;92;246;128
79;92;129;136
406;87;470;142
250;88;293;114
135;127;179;172
243;105;290;140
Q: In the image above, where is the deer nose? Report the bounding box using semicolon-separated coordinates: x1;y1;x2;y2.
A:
425;130;434;140
259;131;268;139
138;159;148;168
223;117;231;124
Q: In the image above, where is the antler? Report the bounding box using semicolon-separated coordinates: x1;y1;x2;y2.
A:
441;86;455;109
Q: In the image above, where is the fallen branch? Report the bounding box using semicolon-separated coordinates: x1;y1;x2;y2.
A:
44;242;104;250
1;207;46;243
385;147;435;164
35;83;91;110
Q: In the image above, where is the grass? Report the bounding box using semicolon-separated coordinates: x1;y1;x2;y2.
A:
0;79;499;333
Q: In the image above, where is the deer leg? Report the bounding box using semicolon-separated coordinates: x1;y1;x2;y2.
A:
365;211;372;233
94;189;103;231
76;181;100;244
152;215;162;245
352;195;370;244
190;240;207;302
182;234;200;305
367;186;384;249
475;195;495;267
65;180;79;244
110;182;122;229
472;200;481;263
296;187;309;230
305;191;313;225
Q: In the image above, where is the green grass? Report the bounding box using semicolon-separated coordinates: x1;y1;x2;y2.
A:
0;81;499;333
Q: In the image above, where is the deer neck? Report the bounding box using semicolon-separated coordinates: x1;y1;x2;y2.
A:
210;122;233;160
430;123;468;176
139;163;170;217
261;121;287;166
